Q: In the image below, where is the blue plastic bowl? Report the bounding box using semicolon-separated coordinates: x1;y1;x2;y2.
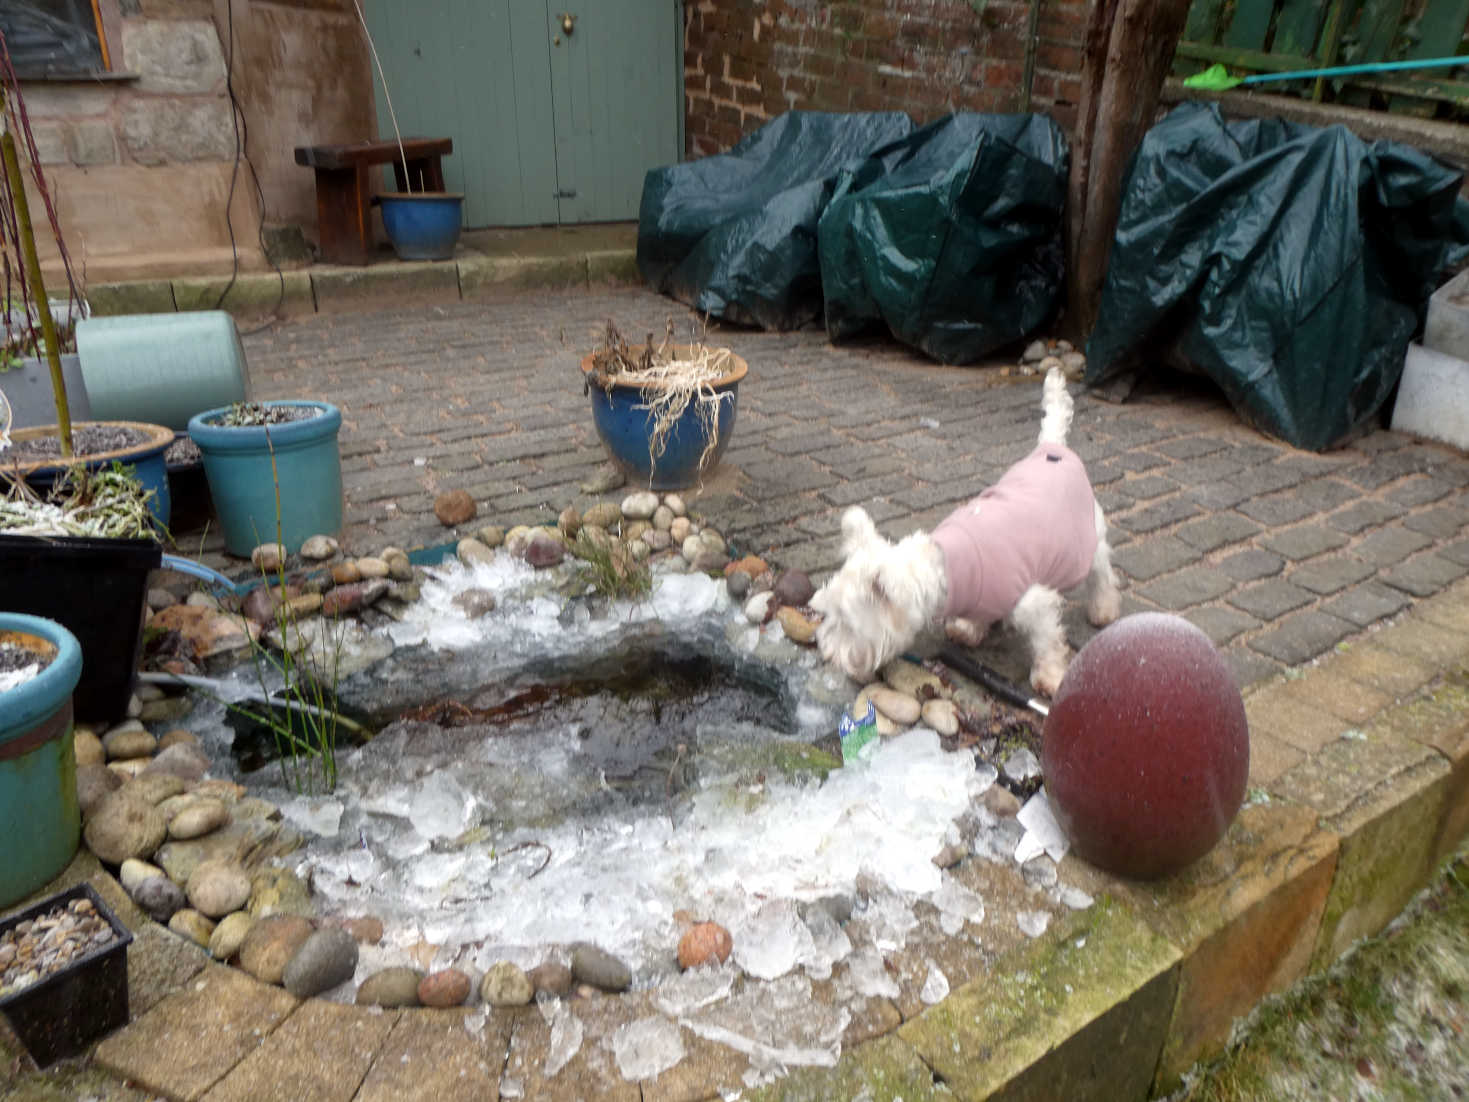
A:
581;350;748;490
379;192;464;261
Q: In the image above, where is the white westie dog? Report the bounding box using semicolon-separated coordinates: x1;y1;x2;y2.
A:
810;367;1121;696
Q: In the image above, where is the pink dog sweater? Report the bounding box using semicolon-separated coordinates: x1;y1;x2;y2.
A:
930;444;1098;625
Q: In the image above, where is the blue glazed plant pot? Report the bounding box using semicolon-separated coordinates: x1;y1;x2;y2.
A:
0;612;82;908
580;347;748;490
188;401;343;557
2;420;174;527
379;192;464;261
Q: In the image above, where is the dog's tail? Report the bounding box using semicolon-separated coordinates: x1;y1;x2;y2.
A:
1038;366;1073;446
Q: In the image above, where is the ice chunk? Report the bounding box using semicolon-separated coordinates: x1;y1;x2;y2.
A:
1015;788;1070;863
931;875;985;935
1002;746;1041;784
920;962;950;1004
844;946;900;1000
540;999;584;1078
279;796;345;838
608;1016;686;1081
800;903;852;980
1017;910;1052;938
1052;884;1095;910
650;572;721;621
655;966;737;1017
732;899;814;981
408;771;479;840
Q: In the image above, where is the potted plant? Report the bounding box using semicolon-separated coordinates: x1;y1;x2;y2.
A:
0;611;82;907
187;400;344;557
580;321;748;490
0;70;167;725
351;0;464;260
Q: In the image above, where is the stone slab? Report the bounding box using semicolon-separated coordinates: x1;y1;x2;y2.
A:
1067;802;1338;1092
898;901;1180;1102
503;996;638;1102
348;1008;509;1102
88;279;178;316
200;999;399;1102
1244;679;1349;754
1269;735;1452;970
744;1032;952;1101
311;264;461;312
459;254;589;298
93;963;298;1101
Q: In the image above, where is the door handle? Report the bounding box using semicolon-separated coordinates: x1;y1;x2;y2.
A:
559;12;576;34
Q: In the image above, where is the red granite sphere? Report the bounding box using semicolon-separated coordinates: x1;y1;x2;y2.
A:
1042;613;1249;880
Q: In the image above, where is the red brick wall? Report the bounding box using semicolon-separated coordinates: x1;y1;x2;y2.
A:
683;0;1089;158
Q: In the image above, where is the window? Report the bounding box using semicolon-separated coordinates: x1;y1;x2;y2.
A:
0;1;109;79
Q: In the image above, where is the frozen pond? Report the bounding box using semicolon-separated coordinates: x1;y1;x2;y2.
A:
186;550;1085;1083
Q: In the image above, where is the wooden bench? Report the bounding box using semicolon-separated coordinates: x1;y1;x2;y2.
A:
294;138;454;266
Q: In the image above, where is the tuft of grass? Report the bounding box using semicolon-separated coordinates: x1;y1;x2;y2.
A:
569;528;651;601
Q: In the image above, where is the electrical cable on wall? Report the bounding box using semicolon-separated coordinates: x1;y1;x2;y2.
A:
214;0;286;332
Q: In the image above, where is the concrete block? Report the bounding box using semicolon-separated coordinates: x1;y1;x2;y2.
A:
69;119;117;165
1423;266;1469;357
1391;343;1469;450
122;20;228;94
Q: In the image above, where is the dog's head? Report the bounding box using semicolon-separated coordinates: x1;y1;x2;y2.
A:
810;507;946;682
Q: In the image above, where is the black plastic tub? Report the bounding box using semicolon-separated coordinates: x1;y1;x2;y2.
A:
0;882;133;1067
0;534;162;724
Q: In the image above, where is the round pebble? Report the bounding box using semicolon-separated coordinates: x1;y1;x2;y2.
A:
251;543;286;572
569;943;631;992
621;490;659;519
209;911;255;961
433;489;477;527
282;928;359;998
168;909;216;948
187;860;253;918
775;606;818;645
299;534;339;561
84;793;168;864
102;724;157;762
677;922;733;970
418;968;472;1008
357;966;425;1007
237;914;315;985
132;875;187;923
527;961;573;997
663;493;686;517
480;961;534;1006
920;698;960;736
582;503;622;529
73;729;105;766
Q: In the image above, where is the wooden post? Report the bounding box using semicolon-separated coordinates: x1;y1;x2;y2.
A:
1065;0;1194;342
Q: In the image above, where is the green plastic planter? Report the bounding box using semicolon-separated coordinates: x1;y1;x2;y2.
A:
0;613;83;908
187;401;343;557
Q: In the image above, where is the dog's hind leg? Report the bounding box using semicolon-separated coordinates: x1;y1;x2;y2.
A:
1086;502;1122;627
1011;584;1068;697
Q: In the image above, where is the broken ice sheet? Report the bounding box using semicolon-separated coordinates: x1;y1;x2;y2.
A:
1015;787;1069;863
654;966;737;1017
931;874;985;935
731;899;815;981
681;974;850;1072
608;1016;685;1081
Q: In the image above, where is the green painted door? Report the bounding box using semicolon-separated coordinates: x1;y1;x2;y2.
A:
364;0;682;227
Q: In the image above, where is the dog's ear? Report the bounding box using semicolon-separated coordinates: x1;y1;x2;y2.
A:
840;507;879;555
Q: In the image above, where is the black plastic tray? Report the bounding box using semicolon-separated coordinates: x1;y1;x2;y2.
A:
0;534;162;723
0;882;133;1067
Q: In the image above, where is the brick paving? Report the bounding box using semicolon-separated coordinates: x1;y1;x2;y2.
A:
224;284;1469;693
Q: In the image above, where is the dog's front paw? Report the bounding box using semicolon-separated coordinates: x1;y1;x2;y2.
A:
1030;654;1068;698
944;617;988;648
1088;586;1121;628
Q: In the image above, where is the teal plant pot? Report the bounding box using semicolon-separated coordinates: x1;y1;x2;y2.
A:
0;613;82;908
3;421;175;528
188;401;344;557
76;311;250;432
379;192;464;261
